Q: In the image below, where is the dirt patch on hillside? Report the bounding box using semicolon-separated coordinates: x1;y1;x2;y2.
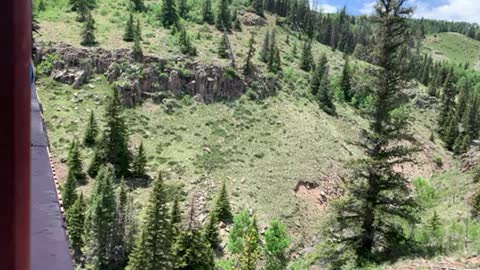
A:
294;175;344;210
385;255;480;270
51;157;68;184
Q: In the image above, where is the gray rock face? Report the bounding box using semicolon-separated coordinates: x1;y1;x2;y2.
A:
36;43;262;106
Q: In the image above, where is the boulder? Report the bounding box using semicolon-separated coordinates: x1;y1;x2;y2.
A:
240;12;267;26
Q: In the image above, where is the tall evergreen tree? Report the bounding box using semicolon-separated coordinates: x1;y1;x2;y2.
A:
260;30;271;63
213;180;233;223
132;142;147;178
88;88;130;178
317;68;336;116
216;0;232;31
67;140;84;181
80;12;97;46
85;166;117;269
127;175;172;270
310;53;328;96
327;0;416;261
253;0;264;17
202;0;214;24
203;211;220;249
463;96;479;140
130;0;144;12
173;199;215;270
132;20;143;62
227;210;251;254
300;40;313;71
341;54;353;102
170;197;182;240
62;170;78;211
264;220;290;270
66;193;86;262
110;180;130;269
244;33;256;75
178;27;197;56
218;34;229;59
160;0;179;28
267;30;281;73
438;69;457;138
471;186;480;220
177;0;188;18
75;0;91;22
84;111;98;146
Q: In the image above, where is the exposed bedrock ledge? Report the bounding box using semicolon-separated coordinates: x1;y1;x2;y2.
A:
37;43;276;106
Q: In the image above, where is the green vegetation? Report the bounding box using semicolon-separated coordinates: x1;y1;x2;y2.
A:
423;32;480;71
34;0;480;268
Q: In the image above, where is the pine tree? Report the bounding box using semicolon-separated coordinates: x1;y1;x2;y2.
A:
170;197;182;240
438;70;457;138
62;170;78;211
80;12;97;46
88;88;130;178
84;111;98;146
66;193;86;262
232;9;242;31
110;180;129;269
135;18;142;41
300;40;313;71
132;33;143;62
244;33;256;75
76;0;90;22
218;34;229;59
177;0;188;19
473;166;480;183
327;0;416;261
131;18;143;62
443;111;459;151
202;0;214;24
260;30;271;63
178;27;197;56
173;199;215;270
160;0;179;28
131;0;143;12
264;220;290;270
267;30;281;73
85;165;117;269
253;0;264;17
132;142;147;178
471;186;480;220
38;0;46;11
463;96;479;140
127;175;172;270
310;53;328;96
317;68;336;116
216;0;232;31
213;180;233;223
203;211;220;249
292;42;298;57
67;140;84;181
238;217;260;270
341;54;353;103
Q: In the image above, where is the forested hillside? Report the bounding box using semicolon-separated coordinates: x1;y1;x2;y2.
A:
33;0;480;269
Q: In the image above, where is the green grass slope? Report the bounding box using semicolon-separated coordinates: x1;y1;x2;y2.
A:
35;0;480;266
422;32;480;70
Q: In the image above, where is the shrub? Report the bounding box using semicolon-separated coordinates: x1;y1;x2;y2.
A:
433;156;443;168
37;53;60;76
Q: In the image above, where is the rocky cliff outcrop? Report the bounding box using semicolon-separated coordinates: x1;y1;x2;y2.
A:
36;43;274;106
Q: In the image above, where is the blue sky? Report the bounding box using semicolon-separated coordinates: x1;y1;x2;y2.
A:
310;0;480;24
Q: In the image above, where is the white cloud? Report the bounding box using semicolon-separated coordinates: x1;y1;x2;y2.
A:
310;0;338;13
359;1;376;15
319;4;338;13
412;0;480;24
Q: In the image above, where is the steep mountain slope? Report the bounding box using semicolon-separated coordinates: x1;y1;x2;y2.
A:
422;32;480;70
34;0;480;268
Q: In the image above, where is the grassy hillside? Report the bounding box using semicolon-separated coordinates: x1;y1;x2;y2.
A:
35;0;480;268
422;32;480;70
